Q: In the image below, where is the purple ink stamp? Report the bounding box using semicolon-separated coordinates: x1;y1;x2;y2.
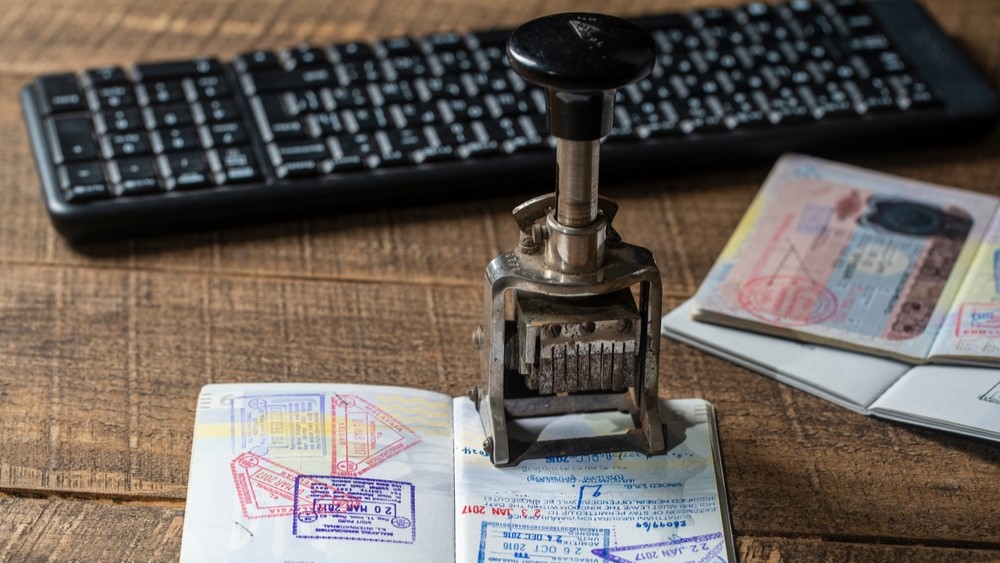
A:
292;475;416;543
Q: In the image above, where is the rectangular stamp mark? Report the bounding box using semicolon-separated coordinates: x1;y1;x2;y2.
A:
591;532;727;563
331;394;421;475
292;475;416;544
954;303;1000;337
230;393;327;458
477;522;610;563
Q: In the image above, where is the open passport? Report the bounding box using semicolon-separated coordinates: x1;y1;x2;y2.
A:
664;154;1000;442
179;383;736;562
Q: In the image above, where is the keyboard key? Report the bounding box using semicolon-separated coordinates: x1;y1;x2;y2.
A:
159;151;213;190
101;131;151;158
37;73;86;113
458;139;502;159
283;90;324;115
278;159;321;178
415;142;458;163
90;84;136;110
305;112;346;137
250;95;306;142
144;104;194;128
341;107;390;132
323;86;371;110
186;75;231;100
326;154;368;172
331;42;375;62
431;121;476;148
236;51;281;72
384;128;427;154
333;132;377;158
94;108;144;134
134;58;222;81
47;116;98;163
378;36;421;56
423;75;467;99
200;122;247;148
392;102;443;127
214;146;262;184
151;127;202;153
424;32;466;53
282;45;330;69
384;55;431;79
197;99;240;122
84;66;128;87
370;80;417;104
467;70;516;94
434;49;477;75
58;162;110;202
441;98;488;121
110;157;162;196
137;80;186;105
268;140;330;166
242;67;338;95
488;92;537;117
337;59;383;85
481;117;529;142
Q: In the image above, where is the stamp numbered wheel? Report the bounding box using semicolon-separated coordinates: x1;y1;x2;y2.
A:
337;460;359;473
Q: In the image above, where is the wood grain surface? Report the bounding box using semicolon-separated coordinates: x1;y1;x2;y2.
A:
0;0;998;561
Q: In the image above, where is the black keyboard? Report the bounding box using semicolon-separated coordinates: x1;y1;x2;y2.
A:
21;0;998;241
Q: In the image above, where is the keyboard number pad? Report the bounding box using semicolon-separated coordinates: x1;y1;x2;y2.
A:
41;57;258;203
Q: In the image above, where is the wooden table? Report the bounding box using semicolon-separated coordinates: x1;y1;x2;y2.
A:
0;0;997;560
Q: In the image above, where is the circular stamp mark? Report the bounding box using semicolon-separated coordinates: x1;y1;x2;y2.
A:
392;516;412;528
738;275;838;326
337;460;359;474
237;454;260;468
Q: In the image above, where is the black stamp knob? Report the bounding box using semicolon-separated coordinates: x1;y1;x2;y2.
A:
507;13;655;140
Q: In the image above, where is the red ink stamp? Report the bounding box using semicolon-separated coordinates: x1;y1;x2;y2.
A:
229;452;323;519
738;275;838;326
331;395;422;476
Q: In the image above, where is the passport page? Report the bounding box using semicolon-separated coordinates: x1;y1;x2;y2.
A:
870;365;1000;442
180;383;455;563
453;398;736;563
663;298;910;414
693;154;999;363
930;212;1000;364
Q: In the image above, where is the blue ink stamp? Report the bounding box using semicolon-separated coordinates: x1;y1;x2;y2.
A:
591;532;727;563
478;522;610;563
292;475;416;543
230;393;327;458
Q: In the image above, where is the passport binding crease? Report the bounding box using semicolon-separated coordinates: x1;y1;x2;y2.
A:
179;383;736;562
